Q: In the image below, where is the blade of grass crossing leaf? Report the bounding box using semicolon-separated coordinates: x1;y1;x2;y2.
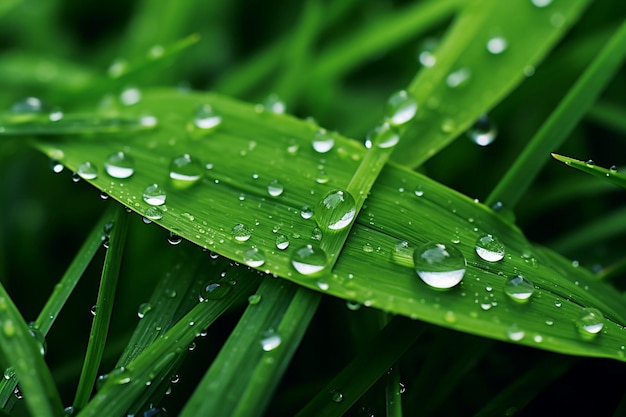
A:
295;317;423;417
486;19;626;210
0;285;64;417
179;279;320;417
76;268;260;417
73;204;129;410
386;368;403;417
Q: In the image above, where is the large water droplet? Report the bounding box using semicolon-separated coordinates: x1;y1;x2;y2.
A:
486;37;507;55
231;223;251;242
312;130;334;153
260;330;282;351
291;244;328;276
504;275;534;302
316;190;356;231
385;90;417;126
143;184;166;206
267;179;284;197
467;114;497;146
104;151;135;179
137;302;152;319
365;122;400;149
194;104;222;130
275;234;290;250
243;247;266;267
169;154;202;187
576;308;604;339
77;162;98;180
413;243;466;289
474;234;505;262
446;68;471;88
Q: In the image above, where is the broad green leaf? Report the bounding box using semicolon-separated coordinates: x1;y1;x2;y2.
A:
29;89;626;362
393;0;591;167
552;154;626;190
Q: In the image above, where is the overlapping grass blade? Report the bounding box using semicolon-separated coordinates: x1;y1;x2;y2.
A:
393;0;591;168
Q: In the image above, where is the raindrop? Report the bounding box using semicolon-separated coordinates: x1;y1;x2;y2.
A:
12;97;43;113
167;232;183;246
199;281;232;301
300;206;314;219
609;165;618;173
90;305;97;317
231;223;251;242
475;234;505;262
291;244;328;276
120;87;141;106
417;37;438;67
99;192;109;201
316;189;356;231
446;68;471;88
50;159;64;174
531;0;552;7
576;308;604;339
275;234;290;250
194;104;222;130
108;367;131;385
312;130;334;153
467;114;497;146
414;186;424;197
346;300;362;311
503;276;534;303
260;330;282;351
169;154;202;187
311;226;323;241
506;324;525;341
315;170;329;184
104;152;135;179
248;294;262;305
3;367;15;380
164;288;177;298
267;179;284;197
365;122;400;149
28;326;47;356
486;37;507;54
413;242;466;289
330;389;344;403
243;247;266;267
143;184;166;206
144;206;164;221
385;90;417;126
77;162;98;180
262;93;286;114
137;303;152;319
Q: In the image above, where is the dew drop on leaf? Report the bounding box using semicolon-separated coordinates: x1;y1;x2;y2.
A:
77;162;98;180
474;234;505;262
194;104;222;130
290;244;328;276
104;151;135;179
417;37;438;67
486;36;508;54
300;205;314;219
330;389;344;403
167;232;183;246
28;326;47;356
137;302;152;319
120;87;141;106
446;68;471;88
504;275;534;302
506;323;525;341
50;159;64;174
169;154;202;187
467;114;497;146
260;330;282;352
385;90;418;126
531;0;552;7
312;129;335;153
231;223;251;242
199;281;232;301
275;234;290;250
267;179;284;197
576;308;604;339
413;243;466;289
262;93;286;114
248;294;262;305
243;247;266;267
316;189;356;231
144;206;164;221
365;122;400;149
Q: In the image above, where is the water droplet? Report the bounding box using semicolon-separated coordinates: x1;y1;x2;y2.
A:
3;367;15;380
243;247;266;267
417;37;438;67
194;104;222;130
248;294;262;305
262;93;286;114
413;243;466;289
609;165;618;173
504;275;534;302
169;154;202;187
77;162;98;180
312;130;334;153
440;118;456;133
104;151;135;179
137;302;152;319
446;68;471;88
467;114;497;146
143;184;166;206
385;90;417;126
260;330;282;351
100;192;110;201
531;0;552;7
90;305;97;316
316;190;356;231
144;206;164;221
167;232;183;246
231;223;251;242
267;179;284;197
311;226;323;241
506;324;525;341
576;308;604;339
414;186;424;197
291;244;328;276
12;97;44;113
366;122;400;149
330;389;344;403
275;234;290;250
50;158;64;174
199;281;232;301
486;37;507;54
120;87;141;106
475;234;505;262
28;326;47;356
164;288;177;298
109;367;131;385
300;205;314;219
391;240;415;267
346;300;362;311
585;159;595;167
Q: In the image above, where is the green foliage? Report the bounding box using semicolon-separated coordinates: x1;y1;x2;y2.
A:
1;0;626;416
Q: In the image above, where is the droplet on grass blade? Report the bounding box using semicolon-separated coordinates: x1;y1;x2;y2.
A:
291;244;328;276
576;308;604;339
169;154;202;187
474;234;505;262
385;90;417;126
194;104;222;130
467;114;497;146
312;129;334;153
316;190;356;231
504;276;534;302
77;162;98;180
104;151;135;179
414;243;466;289
143;184;166;206
231;223;251;242
243;247;266;267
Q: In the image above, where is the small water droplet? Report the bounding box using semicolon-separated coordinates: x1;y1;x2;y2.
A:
137;302;152;318
486;37;507;54
28;326;47;356
467;114;497;146
120;87;141;106
144;206;164;221
231;224;251;242
446;68;471;88
267;179;284;197
576;308;604;339
12;97;44;113
104;151;135;179
440;118;456;133
262;93;286;114
248;294;262;305
506;323;525;341
346;300;362;311
385;90;418;126
90;305;97;317
275;234;290;250
164;288;177;298
243;247;266;267
316;190;356;231
504;275;534;302
330;389;344;403
260;330;282;351
300;205;314;219
585;159;595;167
109;366;131;385
99;192;109;201
199;281;232;301
77;162;98;180
143;184;166;206
169;154;202;187
50;158;64;174
312;129;335;153
531;0;552;7
414;186;424;197
366;122;400;149
315;170;329;184
167;232;183;246
413;243;466;289
311;226;323;241
3;367;15;380
291;244;328;276
194;104;222;130
609;165;618;173
475;234;505;262
417;37;438;67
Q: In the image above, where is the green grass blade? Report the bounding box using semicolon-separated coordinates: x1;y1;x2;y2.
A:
485;19;626;209
180;279;320;417
385;368;403;417
0;284;64;417
552;154;626;189
73;204;129;410
393;0;591;168
295;317;422;417
587;101;626;136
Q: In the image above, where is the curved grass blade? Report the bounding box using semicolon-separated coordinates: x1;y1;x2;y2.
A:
32;89;626;361
552;154;626;189
393;0;591;167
